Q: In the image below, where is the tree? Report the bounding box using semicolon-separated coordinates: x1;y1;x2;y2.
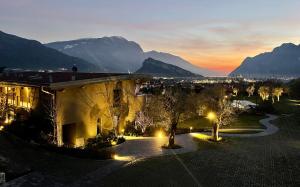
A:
0;92;7;119
271;87;284;103
199;86;236;141
162;87;187;146
41;88;59;145
145;86;188;147
246;84;255;97
232;87;239;96
134;111;154;133
258;86;270;101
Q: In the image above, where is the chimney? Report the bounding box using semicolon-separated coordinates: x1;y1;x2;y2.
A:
71;64;77;81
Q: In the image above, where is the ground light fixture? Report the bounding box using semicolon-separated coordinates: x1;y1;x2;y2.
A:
112;154;134;161
111;140;117;146
155;130;165;138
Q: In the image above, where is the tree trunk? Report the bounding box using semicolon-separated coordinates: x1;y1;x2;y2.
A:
212;123;219;141
277;96;280;102
169;123;176;147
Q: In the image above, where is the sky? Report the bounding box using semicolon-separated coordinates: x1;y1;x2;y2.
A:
1;0;300;75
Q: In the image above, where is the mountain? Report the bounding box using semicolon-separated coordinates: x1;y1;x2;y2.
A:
0;31;102;72
135;58;202;77
46;37;145;72
144;50;219;76
230;43;300;78
46;37;217;76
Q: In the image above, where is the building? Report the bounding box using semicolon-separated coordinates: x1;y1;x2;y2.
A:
0;71;150;147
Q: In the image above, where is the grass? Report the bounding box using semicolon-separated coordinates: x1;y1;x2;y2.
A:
178;113;265;131
273;97;300;114
178;96;299;131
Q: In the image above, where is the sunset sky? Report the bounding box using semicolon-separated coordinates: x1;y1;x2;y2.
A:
1;0;300;75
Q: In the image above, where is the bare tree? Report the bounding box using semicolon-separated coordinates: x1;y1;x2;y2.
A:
246;84;255;97
0;92;7;119
134;110;154;133
258;86;270;101
41;88;58;145
271;87;284;103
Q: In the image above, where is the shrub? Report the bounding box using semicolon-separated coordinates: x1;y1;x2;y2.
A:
124;121;143;136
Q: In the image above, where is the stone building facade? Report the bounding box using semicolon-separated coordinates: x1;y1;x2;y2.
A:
0;72;149;147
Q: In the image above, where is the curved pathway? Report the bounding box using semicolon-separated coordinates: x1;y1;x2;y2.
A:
219;114;279;138
106;114;279;160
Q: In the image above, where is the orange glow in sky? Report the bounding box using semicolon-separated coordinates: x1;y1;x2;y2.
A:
1;0;300;75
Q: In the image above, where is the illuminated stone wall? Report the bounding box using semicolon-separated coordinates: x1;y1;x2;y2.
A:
55;80;144;146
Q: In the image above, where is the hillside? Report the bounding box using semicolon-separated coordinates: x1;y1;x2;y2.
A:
46;37;144;72
230;43;300;78
46;37;217;76
0;31;101;72
135;58;202;77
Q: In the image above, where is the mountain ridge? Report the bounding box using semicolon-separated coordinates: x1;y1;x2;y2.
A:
46;37;218;76
0;31;102;72
229;42;300;78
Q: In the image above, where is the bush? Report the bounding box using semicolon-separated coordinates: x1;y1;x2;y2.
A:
124;121;143;136
5;107;53;144
85;133;125;150
124;121;167;137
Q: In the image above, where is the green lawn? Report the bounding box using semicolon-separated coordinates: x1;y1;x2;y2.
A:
178;113;265;130
272;97;300;114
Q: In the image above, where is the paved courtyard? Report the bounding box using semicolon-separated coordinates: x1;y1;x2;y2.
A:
96;115;300;187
